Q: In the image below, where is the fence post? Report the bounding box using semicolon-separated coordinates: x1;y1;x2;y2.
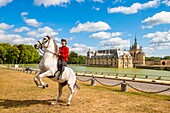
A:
116;73;118;78
145;75;148;79
91;77;96;86
121;81;127;92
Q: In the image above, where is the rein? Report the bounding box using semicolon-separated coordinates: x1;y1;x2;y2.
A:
39;48;57;55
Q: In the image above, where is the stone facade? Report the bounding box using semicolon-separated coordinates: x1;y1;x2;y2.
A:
146;60;170;66
86;49;133;68
86;36;145;68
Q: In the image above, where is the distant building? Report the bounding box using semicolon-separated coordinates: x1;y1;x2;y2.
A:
146;60;170;66
86;49;133;68
86;35;145;68
129;35;145;67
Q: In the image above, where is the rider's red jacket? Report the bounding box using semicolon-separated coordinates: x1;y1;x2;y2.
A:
59;46;69;62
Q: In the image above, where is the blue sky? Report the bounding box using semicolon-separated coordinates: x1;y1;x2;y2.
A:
0;0;170;57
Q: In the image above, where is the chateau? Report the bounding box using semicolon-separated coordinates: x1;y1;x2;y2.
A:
86;36;145;68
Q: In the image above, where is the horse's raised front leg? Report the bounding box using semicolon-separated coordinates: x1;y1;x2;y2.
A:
51;83;65;105
67;84;75;106
34;70;51;89
34;71;41;87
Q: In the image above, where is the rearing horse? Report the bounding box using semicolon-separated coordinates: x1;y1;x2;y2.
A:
34;35;79;106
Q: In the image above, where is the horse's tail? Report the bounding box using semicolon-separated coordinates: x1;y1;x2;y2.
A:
75;80;80;89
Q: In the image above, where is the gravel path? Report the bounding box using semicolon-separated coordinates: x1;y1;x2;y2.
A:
77;75;170;95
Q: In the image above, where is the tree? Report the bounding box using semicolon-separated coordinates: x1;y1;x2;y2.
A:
17;44;40;64
25;45;40;63
68;51;78;64
17;44;27;63
0;46;6;63
163;56;170;60
68;51;86;64
0;43;41;64
10;45;20;64
145;56;161;61
78;55;86;64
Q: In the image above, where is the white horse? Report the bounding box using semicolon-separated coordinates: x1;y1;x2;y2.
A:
34;35;79;106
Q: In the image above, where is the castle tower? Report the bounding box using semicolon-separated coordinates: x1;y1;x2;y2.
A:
86;49;91;65
129;35;145;67
87;49;91;59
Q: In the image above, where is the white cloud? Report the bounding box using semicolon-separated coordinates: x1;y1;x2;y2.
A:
108;0;160;14
0;0;13;7
92;6;100;11
70;43;95;55
90;31;122;39
26;26;58;38
14;27;31;32
142;30;170;56
70;21;111;33
53;37;62;47
142;11;170;29
24;19;41;27
162;0;170;6
142;46;155;57
143;30;170;50
21;12;28;16
0;30;5;34
76;0;84;3
66;36;75;41
0;30;36;45
0;23;14;30
93;0;104;3
55;36;75;43
21;12;41;27
99;37;130;49
34;0;70;7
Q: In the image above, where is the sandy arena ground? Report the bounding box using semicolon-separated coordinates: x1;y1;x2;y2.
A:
0;69;170;113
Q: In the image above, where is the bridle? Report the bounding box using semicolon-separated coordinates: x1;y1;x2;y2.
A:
38;36;51;49
37;36;58;55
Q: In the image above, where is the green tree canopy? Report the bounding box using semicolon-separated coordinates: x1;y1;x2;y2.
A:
78;55;86;64
0;43;40;64
145;56;170;61
163;56;170;60
0;46;6;63
0;42;86;64
68;51;86;64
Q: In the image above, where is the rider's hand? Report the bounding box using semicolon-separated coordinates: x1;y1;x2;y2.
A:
54;53;59;56
57;54;61;57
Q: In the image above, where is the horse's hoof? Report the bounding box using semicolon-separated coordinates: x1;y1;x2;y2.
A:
50;101;57;105
67;104;70;106
42;85;46;89
67;102;70;106
38;85;43;88
46;84;49;87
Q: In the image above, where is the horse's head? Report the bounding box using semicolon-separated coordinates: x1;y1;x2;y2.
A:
34;35;51;49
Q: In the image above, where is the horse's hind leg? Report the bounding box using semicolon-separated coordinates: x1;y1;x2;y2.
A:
51;83;65;105
67;84;75;106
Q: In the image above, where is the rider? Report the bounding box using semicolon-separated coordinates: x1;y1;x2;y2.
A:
57;39;69;80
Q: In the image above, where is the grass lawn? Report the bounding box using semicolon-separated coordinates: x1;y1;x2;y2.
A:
0;69;170;113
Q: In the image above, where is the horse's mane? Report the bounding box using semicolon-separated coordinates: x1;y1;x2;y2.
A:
53;39;59;54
